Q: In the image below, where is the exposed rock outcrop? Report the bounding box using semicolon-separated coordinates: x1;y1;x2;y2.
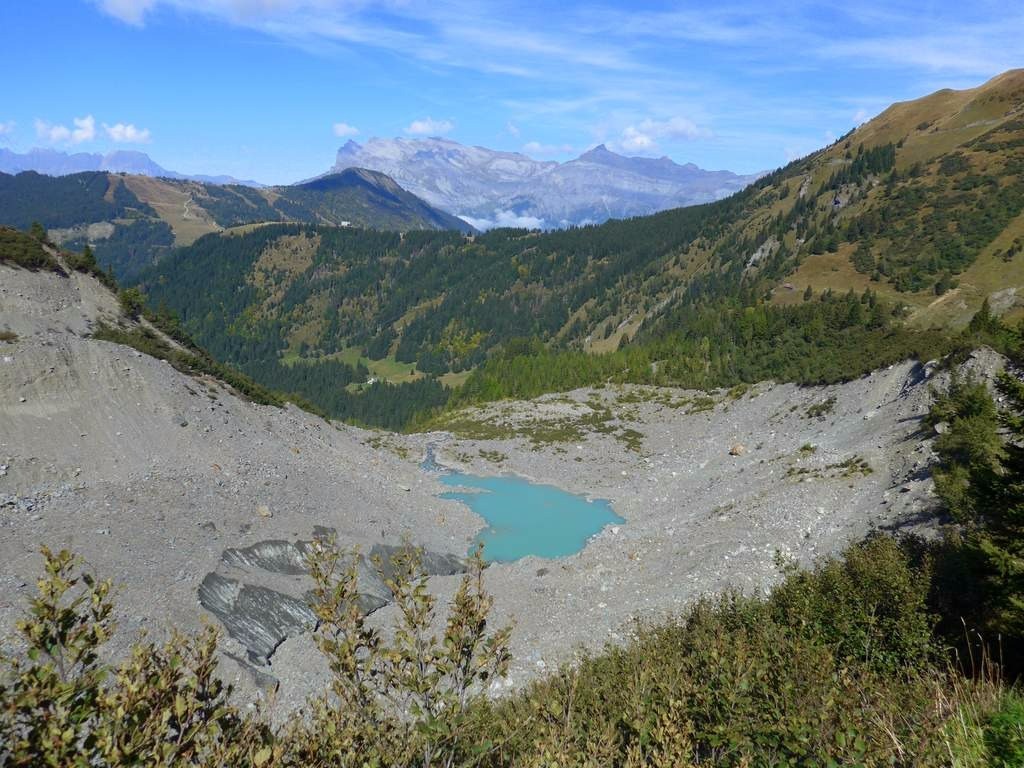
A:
199;534;468;664
198;574;316;664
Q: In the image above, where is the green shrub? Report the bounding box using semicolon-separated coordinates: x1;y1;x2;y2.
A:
1;535;1015;766
769;535;937;673
66;244;118;289
0;226;60;271
985;692;1024;767
284;542;512;767
929;331;1024;646
462;538;994;766
0;547;271;766
117;287;146;320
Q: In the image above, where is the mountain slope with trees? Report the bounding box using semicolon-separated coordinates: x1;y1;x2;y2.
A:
132;70;1024;427
0;167;472;280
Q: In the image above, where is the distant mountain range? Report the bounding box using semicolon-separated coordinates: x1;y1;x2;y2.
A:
0;166;471;279
330;138;763;229
0;147;263;187
2;141;761;230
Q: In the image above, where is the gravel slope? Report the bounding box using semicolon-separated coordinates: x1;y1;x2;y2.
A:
0;260;994;713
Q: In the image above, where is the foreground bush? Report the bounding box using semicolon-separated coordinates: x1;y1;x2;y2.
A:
465;536;1014;767
1;538;1019;766
0;547;271;766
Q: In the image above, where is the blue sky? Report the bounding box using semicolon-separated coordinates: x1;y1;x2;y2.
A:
0;1;1020;184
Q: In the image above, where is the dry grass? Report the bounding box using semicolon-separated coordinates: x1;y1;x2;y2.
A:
123;175;221;245
774;248;887;306
908;209;1024;329
834;70;1024;164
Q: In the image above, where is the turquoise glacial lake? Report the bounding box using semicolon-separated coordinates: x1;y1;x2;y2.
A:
437;472;623;562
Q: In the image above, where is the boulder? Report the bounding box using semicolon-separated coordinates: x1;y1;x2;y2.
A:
370;543;467;580
198;534;468;664
198;573;316;665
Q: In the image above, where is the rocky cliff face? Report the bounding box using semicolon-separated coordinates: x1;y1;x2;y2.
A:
331;137;759;228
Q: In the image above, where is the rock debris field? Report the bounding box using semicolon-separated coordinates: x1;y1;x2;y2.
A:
1;261;996;714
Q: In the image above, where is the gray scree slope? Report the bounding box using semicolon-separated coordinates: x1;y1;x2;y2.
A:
0;257;984;712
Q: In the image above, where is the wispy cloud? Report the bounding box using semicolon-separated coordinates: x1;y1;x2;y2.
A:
406;117;453;136
104;122;151;143
819;33;1020;77
616;117;709;154
35;115;96;145
86;0;1023;174
332;122;359;137
89;1;1024;86
459;209;545;231
522;141;573;158
0;120;14;137
96;0;157;26
89;1;1023;99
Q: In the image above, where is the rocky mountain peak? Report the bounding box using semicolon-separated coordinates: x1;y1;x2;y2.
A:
327;136;758;229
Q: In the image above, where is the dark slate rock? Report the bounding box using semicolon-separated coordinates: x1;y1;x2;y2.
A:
198;573;316;665
370;543;467;581
199;535;467;664
222;539;313;575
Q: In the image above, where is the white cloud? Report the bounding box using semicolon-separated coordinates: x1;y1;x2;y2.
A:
617;116;707;153
104;121;151;143
0;121;14;136
458;209;546;231
619;127;656;152
72;115;96;143
819;34;1016;77
332;121;359;137
96;0;157;26
35;115;96;145
522;140;574;158
35;120;71;144
405;117;454;136
505;121;520;137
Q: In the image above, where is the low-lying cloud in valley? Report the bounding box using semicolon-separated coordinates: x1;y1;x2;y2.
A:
458;209;546;231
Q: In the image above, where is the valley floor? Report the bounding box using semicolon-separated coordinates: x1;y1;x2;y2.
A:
1;261;997;711
392;358;965;698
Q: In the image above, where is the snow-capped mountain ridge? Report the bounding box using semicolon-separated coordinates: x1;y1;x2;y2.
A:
331;137;760;229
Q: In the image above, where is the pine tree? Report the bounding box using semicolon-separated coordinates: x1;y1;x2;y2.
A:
962;370;1024;635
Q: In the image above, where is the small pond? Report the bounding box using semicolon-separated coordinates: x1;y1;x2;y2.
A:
436;470;623;562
